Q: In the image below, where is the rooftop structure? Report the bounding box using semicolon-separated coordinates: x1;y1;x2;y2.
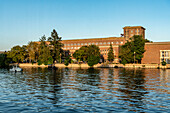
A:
123;26;145;41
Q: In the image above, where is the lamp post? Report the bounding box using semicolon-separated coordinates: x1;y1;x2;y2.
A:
134;51;136;64
60;53;61;63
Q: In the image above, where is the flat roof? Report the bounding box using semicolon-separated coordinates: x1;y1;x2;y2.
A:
62;37;124;42
145;42;170;45
123;26;146;30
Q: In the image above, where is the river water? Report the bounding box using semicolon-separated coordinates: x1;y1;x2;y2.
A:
0;67;169;112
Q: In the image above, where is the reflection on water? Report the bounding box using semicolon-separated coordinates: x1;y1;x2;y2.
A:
0;67;169;112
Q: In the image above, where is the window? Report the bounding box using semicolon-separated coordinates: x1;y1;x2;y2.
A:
131;30;133;33
81;43;83;45
116;42;119;44
107;42;110;44
74;43;76;45
131;34;133;36
103;42;106;44
100;42;102;45
77;43;80;45
77;47;80;49
71;47;73;49
68;47;70;49
111;42;114;44
74;47;77;49
96;42;98;45
165;51;169;57
88;43;91;45
67;44;70;46
120;41;123;44
85;43;87;45
138;30;140;32
71;44;73;46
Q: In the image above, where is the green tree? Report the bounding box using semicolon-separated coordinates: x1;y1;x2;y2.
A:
145;39;153;42
72;50;84;63
119;35;145;64
22;45;29;62
7;45;25;63
64;55;71;66
119;41;134;64
48;29;64;63
107;44;114;63
87;45;100;67
132;35;145;63
0;53;10;68
27;41;39;63
38;35;52;65
79;46;88;62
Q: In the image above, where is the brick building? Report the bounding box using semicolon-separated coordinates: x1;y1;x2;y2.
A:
123;26;145;41
60;26;146;63
62;37;125;63
60;26;146;62
141;42;170;64
43;26;170;64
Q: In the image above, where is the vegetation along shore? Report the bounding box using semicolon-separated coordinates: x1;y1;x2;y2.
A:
0;29;167;69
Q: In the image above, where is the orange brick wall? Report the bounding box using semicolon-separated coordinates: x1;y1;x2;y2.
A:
142;43;170;64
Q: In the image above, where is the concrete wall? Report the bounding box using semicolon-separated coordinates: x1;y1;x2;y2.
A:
19;63;170;69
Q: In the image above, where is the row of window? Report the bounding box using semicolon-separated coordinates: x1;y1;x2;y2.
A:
125;34;140;38
63;47;80;50
63;47;116;52
64;41;123;46
125;29;140;33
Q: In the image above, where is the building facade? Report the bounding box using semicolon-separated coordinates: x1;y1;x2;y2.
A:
62;37;125;63
61;26;146;63
39;25;170;64
123;26;145;41
141;42;170;64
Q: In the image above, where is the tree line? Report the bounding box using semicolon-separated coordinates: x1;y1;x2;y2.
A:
0;30;147;68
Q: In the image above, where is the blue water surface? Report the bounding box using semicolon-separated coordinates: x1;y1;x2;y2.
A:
0;67;169;113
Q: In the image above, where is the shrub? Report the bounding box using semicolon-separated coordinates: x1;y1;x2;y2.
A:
121;59;127;66
64;60;69;66
87;55;100;67
161;61;166;66
44;61;48;65
38;60;42;65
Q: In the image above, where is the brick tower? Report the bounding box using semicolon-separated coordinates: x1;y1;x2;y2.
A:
123;26;145;41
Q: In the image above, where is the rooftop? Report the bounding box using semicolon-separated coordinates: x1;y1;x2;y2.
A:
62;37;124;42
123;26;146;30
145;42;170;45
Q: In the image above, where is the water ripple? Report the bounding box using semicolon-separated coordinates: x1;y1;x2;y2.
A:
0;68;169;112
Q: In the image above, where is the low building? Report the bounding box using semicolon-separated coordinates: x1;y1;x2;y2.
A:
142;42;170;64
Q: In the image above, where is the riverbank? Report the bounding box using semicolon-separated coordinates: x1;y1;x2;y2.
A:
19;63;170;69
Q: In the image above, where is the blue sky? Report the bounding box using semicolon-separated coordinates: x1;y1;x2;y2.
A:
0;0;170;51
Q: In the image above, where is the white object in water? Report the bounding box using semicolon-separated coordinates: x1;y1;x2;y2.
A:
9;65;22;72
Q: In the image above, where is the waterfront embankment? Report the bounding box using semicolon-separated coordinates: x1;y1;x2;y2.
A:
19;63;170;69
